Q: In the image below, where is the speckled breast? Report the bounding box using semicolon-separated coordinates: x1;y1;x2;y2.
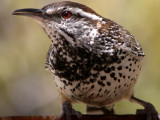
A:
46;43;142;106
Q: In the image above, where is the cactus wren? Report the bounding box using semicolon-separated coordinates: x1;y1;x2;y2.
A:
12;1;158;120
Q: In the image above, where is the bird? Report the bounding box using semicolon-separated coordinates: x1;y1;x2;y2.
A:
12;1;158;120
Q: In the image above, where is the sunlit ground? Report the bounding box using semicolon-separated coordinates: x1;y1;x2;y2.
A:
0;0;160;116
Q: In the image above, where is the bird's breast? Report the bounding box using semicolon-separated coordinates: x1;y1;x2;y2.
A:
46;42;142;106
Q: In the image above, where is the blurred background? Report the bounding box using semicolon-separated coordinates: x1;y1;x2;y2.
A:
0;0;160;117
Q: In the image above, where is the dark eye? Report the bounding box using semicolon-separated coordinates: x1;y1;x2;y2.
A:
62;11;72;19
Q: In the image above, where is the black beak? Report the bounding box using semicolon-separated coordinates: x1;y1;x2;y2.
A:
12;8;43;18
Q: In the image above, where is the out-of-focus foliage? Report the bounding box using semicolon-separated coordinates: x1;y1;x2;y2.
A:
0;0;160;116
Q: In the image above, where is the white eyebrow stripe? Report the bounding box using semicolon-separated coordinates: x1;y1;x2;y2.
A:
68;8;106;23
45;7;106;24
46;8;54;14
45;7;63;14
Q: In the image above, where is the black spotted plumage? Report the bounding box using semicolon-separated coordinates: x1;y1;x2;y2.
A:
13;1;159;120
40;1;146;107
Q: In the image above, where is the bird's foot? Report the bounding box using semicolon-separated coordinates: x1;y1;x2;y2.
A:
59;101;82;120
136;103;159;120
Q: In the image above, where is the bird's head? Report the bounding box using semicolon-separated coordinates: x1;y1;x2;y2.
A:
12;1;106;47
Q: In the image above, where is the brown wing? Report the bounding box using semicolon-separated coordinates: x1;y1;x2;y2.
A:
98;18;144;59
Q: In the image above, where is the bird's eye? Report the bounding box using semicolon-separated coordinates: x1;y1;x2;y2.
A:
62;11;72;19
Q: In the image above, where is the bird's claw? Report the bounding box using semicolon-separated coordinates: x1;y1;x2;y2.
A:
59;101;82;120
136;103;159;120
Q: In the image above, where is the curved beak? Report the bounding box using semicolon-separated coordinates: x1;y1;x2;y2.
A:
12;8;44;21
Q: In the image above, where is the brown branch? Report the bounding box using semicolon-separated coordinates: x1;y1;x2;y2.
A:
0;114;160;120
